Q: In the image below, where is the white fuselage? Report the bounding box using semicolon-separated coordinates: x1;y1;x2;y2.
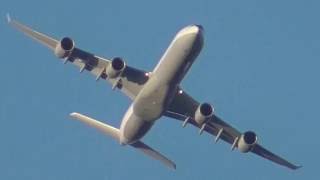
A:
119;25;204;145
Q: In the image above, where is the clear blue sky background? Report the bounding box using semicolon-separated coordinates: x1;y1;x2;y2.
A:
0;0;319;179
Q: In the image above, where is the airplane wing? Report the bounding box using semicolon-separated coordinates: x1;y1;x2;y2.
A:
7;15;148;99
164;88;301;170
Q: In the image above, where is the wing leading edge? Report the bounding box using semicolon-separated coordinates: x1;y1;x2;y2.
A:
7;15;148;99
165;88;301;170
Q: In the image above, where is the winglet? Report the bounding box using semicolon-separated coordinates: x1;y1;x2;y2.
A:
293;165;303;170
6;13;11;23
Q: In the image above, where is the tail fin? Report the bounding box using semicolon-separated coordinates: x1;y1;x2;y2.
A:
70;112;176;170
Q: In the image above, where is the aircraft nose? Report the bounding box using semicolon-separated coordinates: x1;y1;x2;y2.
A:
191;24;204;41
176;24;204;39
194;24;204;35
194;24;203;31
189;24;204;36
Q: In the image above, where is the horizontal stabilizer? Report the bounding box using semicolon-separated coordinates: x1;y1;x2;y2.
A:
70;112;176;170
131;141;176;170
70;112;120;140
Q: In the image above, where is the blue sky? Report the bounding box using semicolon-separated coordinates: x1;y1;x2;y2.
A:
1;0;319;179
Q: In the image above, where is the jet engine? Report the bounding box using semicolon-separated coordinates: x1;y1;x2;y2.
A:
54;37;75;59
237;131;258;153
194;103;214;125
106;57;126;78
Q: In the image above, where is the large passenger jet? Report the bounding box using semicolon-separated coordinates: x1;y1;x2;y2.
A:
7;14;300;170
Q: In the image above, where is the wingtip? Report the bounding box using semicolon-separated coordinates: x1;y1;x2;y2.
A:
69;112;79;118
294;165;303;170
166;160;176;170
6;13;11;23
172;164;177;170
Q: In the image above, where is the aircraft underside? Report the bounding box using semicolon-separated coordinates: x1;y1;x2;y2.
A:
7;14;300;170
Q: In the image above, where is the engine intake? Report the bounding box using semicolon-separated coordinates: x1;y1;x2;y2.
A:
194;103;214;125
106;57;126;78
238;131;258;153
54;37;75;59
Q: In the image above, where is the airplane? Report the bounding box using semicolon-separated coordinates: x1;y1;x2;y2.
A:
7;14;301;170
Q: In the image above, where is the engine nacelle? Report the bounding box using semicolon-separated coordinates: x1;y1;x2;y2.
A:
194;103;214;125
54;37;75;59
106;57;126;78
238;131;258;153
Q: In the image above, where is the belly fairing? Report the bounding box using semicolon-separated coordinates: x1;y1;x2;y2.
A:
133;79;176;122
120;105;154;144
122;115;153;144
